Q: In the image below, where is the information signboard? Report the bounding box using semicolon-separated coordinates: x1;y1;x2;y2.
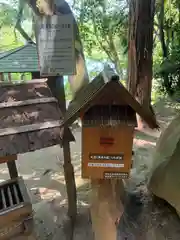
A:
38;14;76;76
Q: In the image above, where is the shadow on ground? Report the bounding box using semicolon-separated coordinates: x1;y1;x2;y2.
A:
118;191;180;240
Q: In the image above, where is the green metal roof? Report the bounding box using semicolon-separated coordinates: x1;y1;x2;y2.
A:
0;42;39;73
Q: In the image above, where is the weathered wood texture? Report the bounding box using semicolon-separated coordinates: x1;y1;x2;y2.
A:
7;160;18;179
0;155;17;164
0;177;33;238
64;67;158;129
0;79;74;157
0;177;32;227
90;179;124;240
82;126;134;179
47;77;77;223
0;80;51;101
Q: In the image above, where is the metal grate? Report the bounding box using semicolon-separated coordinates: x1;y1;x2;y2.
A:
0;182;23;211
82;105;137;127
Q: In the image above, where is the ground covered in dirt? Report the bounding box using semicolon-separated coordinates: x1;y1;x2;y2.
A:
1;98;180;239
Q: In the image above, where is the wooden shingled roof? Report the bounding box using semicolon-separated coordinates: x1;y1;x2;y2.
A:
0;79;74;157
63;67;159;129
0;42;39;73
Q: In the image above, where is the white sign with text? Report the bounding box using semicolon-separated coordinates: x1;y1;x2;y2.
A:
38;14;76;76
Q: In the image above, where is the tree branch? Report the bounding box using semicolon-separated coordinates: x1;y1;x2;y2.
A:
91;11;114;63
26;0;41;16
15;2;33;42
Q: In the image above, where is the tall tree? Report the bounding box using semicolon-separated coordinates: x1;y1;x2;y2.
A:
75;0;128;77
154;0;180;97
128;0;155;128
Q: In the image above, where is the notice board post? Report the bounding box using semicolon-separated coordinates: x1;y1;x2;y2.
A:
36;2;78;229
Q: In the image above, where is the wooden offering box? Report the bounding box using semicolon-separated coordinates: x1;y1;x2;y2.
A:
0;177;32;238
63;67;158;180
82;105;136;179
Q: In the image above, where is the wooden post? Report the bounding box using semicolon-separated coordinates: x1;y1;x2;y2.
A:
7;160;18;179
47;77;77;221
8;73;12;82
90;179;124;240
0;155;19;179
0;73;4;82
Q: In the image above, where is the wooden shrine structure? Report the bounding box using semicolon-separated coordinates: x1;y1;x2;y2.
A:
0;41;40;82
0;79;74;238
63;67;158;179
62;66;158;240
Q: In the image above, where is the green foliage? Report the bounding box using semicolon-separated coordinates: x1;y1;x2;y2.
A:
64;80;73;100
0;3;17;28
154;0;180;98
0;26;23;51
73;0;128;79
1;0;180;103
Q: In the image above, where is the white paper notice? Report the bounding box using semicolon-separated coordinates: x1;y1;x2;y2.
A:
38;14;76;76
88;163;124;168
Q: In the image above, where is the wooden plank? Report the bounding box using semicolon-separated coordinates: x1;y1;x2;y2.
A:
0;155;17;164
0;97;58;109
0;120;62;137
0;78;47;87
0;127;63;157
0;178;18;188
47;77;77;222
7;161;18;179
18;177;32;205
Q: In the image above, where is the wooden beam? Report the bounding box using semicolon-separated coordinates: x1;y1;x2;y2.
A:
47;76;77;224
0;97;57;109
8;73;12;82
0;78;47;87
0;155;19;179
0;155;17;164
0;120;62;137
7;160;18;179
0;73;4;82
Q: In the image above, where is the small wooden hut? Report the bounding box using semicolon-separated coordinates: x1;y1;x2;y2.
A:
0;41;40;81
63;67;158;179
0;79;74;156
0;79;74;238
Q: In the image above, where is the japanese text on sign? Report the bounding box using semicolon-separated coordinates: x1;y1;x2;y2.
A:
38;14;76;76
88;163;124;168
104;172;129;179
89;154;124;161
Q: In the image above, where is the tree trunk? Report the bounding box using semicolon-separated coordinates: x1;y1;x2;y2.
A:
128;0;155;129
158;0;168;59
